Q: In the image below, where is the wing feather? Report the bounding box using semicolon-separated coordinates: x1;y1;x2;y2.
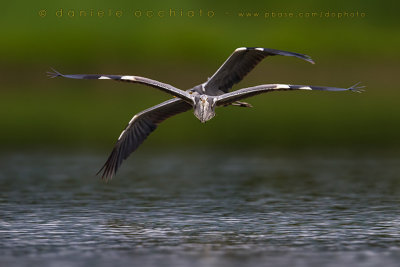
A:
216;83;364;106
48;69;193;103
204;47;314;95
98;98;192;180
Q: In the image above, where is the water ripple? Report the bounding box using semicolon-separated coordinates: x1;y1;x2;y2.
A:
1;151;400;266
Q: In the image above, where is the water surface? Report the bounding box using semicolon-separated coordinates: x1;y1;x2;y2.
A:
1;150;400;266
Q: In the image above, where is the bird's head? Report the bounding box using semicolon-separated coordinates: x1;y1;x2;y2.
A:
193;95;216;123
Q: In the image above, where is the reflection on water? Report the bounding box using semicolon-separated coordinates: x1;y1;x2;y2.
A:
1;150;400;267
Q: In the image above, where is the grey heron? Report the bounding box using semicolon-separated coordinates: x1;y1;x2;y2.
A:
48;47;364;179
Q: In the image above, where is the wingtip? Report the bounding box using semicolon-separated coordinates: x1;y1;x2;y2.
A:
96;167;113;182
303;55;315;64
96;159;117;182
47;67;63;78
348;82;366;93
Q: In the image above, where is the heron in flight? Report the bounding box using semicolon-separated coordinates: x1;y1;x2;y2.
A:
49;47;363;179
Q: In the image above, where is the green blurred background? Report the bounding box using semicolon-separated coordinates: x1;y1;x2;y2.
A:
1;0;399;152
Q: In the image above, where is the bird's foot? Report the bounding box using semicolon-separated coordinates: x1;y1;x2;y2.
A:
348;82;366;93
231;101;253;108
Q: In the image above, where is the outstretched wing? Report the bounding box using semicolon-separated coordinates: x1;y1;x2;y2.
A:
48;69;193;103
204;47;315;95
98;98;192;180
216;83;364;106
